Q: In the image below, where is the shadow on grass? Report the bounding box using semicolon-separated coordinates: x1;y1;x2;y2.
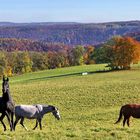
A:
27;69;112;82
28;72;83;81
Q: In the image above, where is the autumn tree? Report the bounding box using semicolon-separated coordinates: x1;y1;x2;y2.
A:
30;52;48;71
14;52;32;73
84;46;95;64
0;52;7;76
5;52;18;76
68;46;84;66
104;36;140;70
56;51;69;67
47;51;68;69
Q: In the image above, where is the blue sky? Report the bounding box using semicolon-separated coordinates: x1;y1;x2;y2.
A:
0;0;140;23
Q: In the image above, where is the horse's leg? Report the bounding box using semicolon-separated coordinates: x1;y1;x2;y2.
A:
38;118;42;130
123;117;127;127
5;111;12;131
20;117;28;131
127;117;130;127
14;116;20;130
1;120;6;131
33;119;38;130
0;113;7;131
11;112;14;131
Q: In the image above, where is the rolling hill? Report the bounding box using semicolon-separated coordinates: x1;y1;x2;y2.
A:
0;21;140;46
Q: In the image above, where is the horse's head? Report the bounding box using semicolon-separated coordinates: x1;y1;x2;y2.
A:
52;106;61;120
2;76;9;94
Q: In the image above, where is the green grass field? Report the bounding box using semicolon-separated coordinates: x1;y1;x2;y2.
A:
0;64;140;140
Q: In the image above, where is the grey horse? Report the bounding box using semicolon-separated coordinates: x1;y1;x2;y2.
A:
14;104;60;130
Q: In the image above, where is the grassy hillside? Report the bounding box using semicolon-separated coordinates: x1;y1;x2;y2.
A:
0;64;140;140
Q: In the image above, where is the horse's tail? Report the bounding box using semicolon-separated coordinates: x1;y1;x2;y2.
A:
115;106;123;124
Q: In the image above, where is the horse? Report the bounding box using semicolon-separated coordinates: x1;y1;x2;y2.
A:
115;104;140;127
14;104;60;130
2;77;15;131
0;97;12;131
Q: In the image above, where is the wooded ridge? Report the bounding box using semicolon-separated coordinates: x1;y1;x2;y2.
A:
0;21;140;45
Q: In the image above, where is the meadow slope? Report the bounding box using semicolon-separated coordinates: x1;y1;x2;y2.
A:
0;64;140;140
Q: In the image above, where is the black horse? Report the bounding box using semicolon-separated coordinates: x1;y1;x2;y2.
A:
0;97;12;131
0;77;15;131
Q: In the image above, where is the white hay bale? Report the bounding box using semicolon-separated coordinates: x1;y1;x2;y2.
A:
82;72;88;76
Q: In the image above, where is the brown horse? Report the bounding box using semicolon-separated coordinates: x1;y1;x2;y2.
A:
115;104;140;127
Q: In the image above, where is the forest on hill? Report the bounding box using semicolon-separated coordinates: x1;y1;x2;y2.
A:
0;38;69;52
0;21;140;45
0;36;140;76
0;21;140;76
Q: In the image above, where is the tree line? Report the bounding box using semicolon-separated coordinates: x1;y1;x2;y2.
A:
0;45;94;76
0;36;140;76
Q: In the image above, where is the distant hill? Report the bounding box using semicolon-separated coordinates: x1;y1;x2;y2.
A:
0;38;68;52
0;21;140;45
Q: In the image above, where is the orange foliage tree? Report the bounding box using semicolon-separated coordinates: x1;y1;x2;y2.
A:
104;36;140;70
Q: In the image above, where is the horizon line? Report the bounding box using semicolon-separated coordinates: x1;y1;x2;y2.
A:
0;20;140;24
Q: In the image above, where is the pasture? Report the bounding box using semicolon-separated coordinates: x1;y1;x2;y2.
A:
0;64;140;140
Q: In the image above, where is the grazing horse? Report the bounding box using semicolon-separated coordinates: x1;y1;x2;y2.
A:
2;77;15;131
14;104;60;130
115;104;140;127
